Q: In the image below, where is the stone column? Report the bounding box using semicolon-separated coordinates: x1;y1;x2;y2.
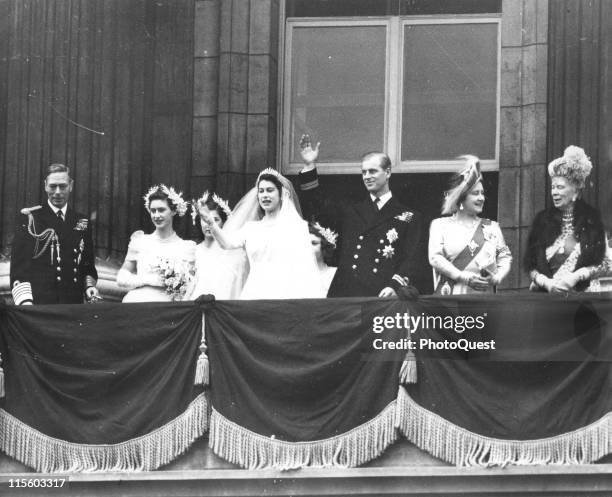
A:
192;0;221;196
498;0;549;290
192;0;279;203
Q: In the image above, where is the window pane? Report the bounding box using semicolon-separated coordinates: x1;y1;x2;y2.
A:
399;0;501;15
401;23;498;161
286;0;396;17
289;26;386;163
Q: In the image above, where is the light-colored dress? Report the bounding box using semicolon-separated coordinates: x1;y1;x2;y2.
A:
122;231;196;303
190;241;245;300
429;217;512;295
234;219;322;299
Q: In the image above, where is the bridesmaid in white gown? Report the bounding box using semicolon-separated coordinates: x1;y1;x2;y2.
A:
309;222;337;297
117;185;195;302
189;192;245;300
200;169;322;299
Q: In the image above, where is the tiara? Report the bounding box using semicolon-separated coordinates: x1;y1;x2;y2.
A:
143;184;189;217
312;222;338;248
257;167;281;181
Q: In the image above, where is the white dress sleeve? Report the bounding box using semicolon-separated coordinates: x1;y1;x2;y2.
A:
428;218;464;282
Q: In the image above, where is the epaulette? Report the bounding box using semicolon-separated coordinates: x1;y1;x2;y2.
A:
21;205;42;215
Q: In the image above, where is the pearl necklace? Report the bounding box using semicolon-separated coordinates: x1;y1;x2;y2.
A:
558;209;574;254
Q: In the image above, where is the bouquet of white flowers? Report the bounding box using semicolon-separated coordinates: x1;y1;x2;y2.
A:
151;257;194;301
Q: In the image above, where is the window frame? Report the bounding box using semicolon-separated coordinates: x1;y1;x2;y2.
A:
281;14;501;174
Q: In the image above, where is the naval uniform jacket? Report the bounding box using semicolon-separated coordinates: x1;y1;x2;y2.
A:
10;203;98;304
299;168;422;297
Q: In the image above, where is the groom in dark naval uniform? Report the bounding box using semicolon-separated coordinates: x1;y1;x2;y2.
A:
10;163;99;305
298;136;422;298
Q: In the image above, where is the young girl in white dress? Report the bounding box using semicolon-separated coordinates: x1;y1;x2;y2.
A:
117;185;195;302
200;169;322;299
189;192;245;300
309;222;337;297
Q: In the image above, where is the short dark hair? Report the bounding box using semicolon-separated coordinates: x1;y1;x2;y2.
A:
361;152;391;172
204;198;228;223
45;163;71;179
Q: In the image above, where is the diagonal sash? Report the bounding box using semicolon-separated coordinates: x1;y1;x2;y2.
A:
434;220;486;294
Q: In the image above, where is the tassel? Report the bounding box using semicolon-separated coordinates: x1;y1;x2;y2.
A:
399;349;417;384
194;312;209;386
194;348;209;386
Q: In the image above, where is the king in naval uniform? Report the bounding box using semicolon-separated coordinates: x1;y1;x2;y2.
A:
10;163;99;305
298;136;423;298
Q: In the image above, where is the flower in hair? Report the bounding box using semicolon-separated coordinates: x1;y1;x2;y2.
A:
313;222;338;248
212;193;232;218
191;191;210;225
143;184;189;217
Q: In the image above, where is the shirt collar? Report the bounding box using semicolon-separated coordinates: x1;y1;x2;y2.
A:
48;200;67;217
370;191;392;209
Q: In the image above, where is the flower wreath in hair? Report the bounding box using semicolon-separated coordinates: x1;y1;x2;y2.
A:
190;191;232;225
312;222;338;249
143;184;189;217
547;145;593;190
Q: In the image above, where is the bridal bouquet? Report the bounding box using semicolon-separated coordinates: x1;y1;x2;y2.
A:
151;257;195;301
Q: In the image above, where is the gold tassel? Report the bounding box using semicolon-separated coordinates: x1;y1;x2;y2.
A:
194;312;209;386
399;349;417;384
194;348;209;386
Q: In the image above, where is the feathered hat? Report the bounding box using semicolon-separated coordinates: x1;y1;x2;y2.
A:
442;155;482;215
547;145;592;189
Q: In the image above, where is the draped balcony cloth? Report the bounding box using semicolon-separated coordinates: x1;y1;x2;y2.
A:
206;295;612;470
0;302;207;472
205;298;411;470
0;296;611;473
399;294;612;467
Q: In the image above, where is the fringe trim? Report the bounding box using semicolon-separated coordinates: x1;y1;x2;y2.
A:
396;387;612;467
0;351;4;398
0;393;208;472
209;401;399;470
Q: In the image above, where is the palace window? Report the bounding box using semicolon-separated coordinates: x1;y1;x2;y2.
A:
281;1;501;173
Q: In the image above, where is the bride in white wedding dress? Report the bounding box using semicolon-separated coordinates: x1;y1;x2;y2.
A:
200;169;322;299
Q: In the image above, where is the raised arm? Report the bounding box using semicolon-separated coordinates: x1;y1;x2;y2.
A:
297;135;343;232
200;211;244;250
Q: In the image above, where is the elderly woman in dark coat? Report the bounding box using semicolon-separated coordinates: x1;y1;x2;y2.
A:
525;146;608;292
